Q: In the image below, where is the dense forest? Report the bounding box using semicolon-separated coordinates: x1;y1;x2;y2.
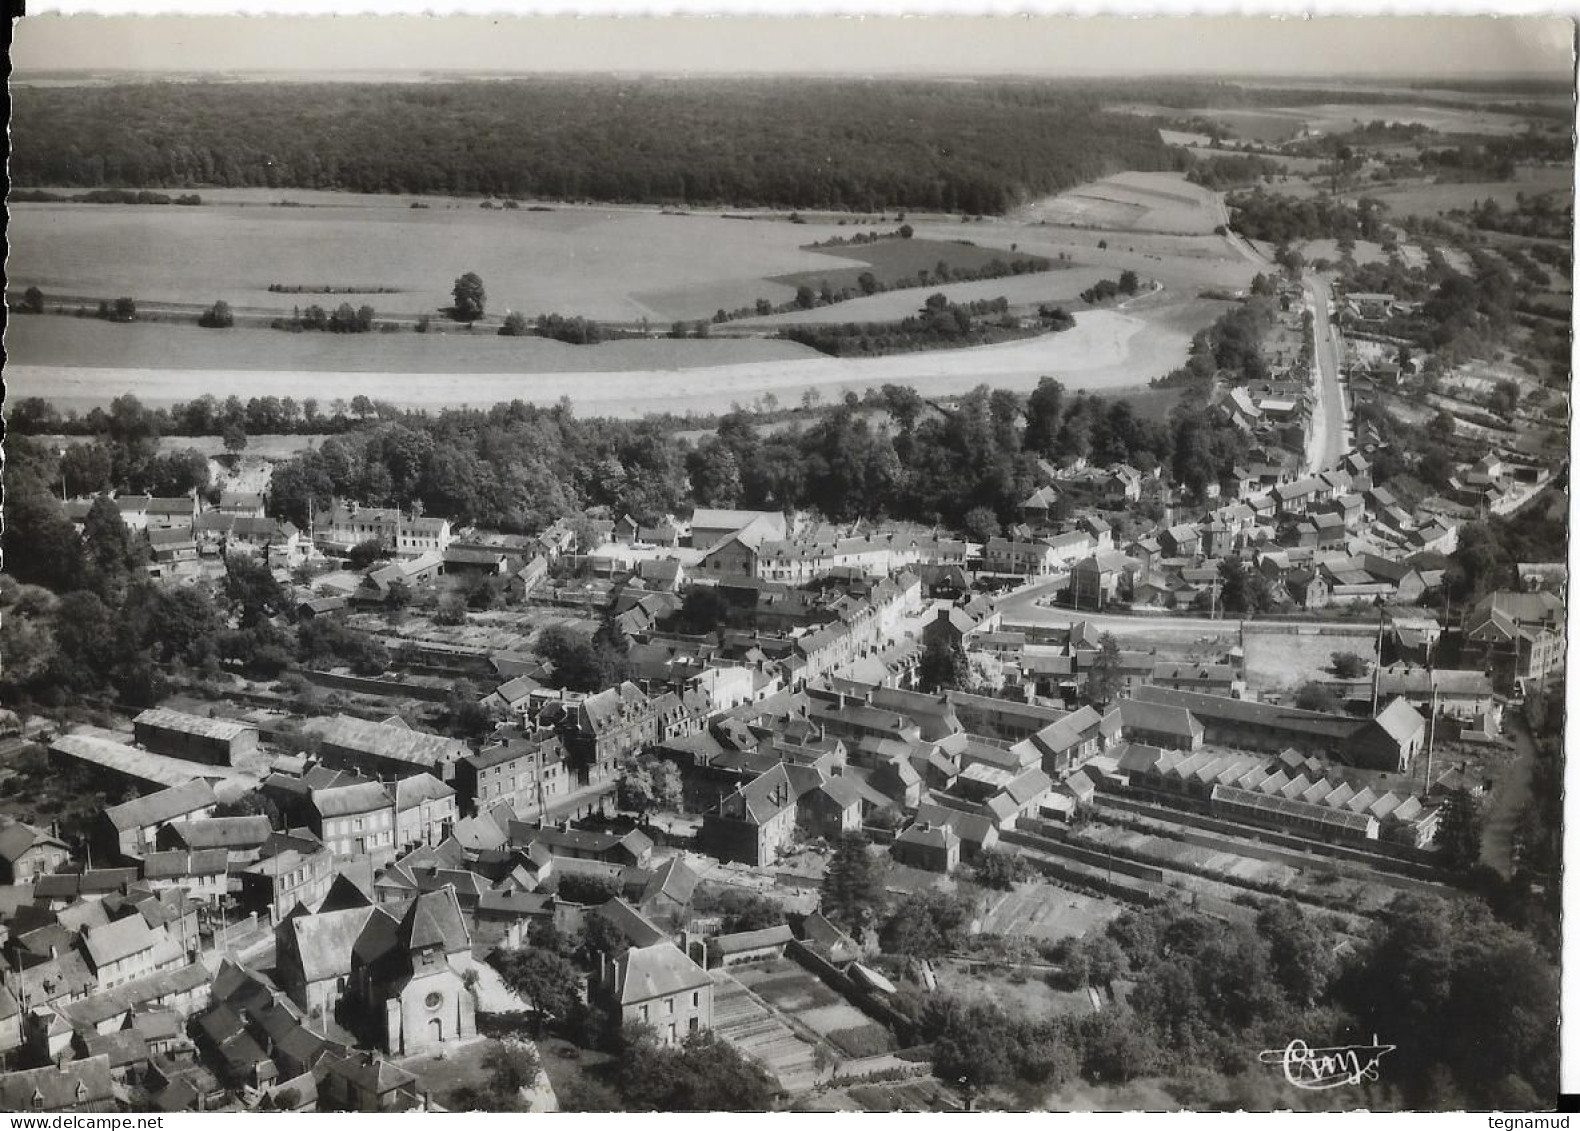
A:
10;79;1176;213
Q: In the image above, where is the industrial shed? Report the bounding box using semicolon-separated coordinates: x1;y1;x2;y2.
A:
134;708;259;767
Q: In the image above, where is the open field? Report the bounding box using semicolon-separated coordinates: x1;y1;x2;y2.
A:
9;299;1209;417
1363;169;1573;218
5;315;819;376
1120;102;1541;143
1299;239;1393;267
7;198;929;323
11;171;1262;420
1019;172;1224;234
1242;625;1379;693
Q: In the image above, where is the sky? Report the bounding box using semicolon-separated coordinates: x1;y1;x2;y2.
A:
11;12;1576;80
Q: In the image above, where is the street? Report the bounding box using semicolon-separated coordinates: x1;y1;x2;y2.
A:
1479;708;1538;877
995;583;1243;641
1304;278;1350;473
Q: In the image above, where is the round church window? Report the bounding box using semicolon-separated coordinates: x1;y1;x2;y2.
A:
425;992;444;1009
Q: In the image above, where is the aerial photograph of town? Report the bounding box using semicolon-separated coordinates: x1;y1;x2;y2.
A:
0;10;1571;1115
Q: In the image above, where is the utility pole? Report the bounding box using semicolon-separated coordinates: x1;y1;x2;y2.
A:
1423;683;1438;795
1371;603;1386;716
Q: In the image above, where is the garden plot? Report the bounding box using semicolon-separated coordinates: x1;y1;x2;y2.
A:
731;960;894;1061
709;968;824;1094
976;883;1122;943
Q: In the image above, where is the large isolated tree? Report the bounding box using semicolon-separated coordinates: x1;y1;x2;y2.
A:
1434;788;1484;873
493;947;585;1029
820;832;884;931
451;272;487;322
917;634;971;694
1085;632;1124;709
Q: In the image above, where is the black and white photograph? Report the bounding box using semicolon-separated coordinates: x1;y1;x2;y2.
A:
0;9;1571;1114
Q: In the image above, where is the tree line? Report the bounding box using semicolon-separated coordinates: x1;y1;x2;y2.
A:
11;78;1175;213
782;294;1027;357
1227;189;1390;244
10;368;1255;550
12;187;202;205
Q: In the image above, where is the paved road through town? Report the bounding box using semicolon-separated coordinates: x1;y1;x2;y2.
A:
1305;278;1350;473
995;580;1244;641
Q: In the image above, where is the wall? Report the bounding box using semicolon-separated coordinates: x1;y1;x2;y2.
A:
304;670;453;703
786;940;918;1046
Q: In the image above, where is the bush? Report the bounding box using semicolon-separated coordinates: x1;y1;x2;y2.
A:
198;300;235;328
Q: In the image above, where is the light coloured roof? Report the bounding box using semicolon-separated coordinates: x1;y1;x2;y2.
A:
304;715;468;770
313;781;392;819
102;779;218;832
143;849;229;879
56;732;233;793
168;816;273;850
393;773;456;810
711;924;793;956
82;915;162;968
1371;698;1426;745
134;707;254;743
286;906;382;984
613;941;712;1005
0;820;65;862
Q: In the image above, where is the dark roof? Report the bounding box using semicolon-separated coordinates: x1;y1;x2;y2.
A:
0;1055;115;1111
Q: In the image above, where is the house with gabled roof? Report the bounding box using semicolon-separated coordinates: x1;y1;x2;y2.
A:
97;780;218;863
0;819;70;884
892;821;961;873
78;915;186;991
593;937;713;1046
321;1050;426;1112
797;774;866;839
561;681;661;786
0;1054;115;1113
702;762;812;866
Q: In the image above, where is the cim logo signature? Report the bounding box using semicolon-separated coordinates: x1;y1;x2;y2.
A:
1258;1037;1396;1091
